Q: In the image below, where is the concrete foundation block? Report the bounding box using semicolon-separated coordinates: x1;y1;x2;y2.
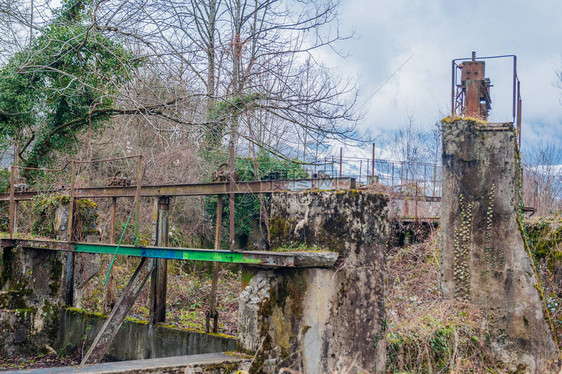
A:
239;190;388;373
440;118;559;373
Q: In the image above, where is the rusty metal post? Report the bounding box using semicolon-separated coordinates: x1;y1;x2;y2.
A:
8;165;15;239
105;197;118;312
150;196;169;325
517;81;522;148
451;60;456;116
372;143;375;177
424;165;427;197
110;197;117;244
339;148;342;178
359;160;362;182
207;195;223;333
13;201;18;234
67;161;76;242
513;56;517;120
229;143;235;251
133;156;143;244
433;165;437;197
415;182;419;220
65;161;77;307
81;257;154;365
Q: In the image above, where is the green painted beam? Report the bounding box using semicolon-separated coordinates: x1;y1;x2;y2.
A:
1;239;338;268
75;243;263;265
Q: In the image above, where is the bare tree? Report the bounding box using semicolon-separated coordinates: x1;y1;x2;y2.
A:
523;140;562;214
89;0;359;156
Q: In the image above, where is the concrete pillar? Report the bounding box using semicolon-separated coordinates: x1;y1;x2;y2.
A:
440;119;559;372
238;190;388;373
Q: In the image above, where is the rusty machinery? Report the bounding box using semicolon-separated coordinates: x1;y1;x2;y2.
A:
451;52;522;147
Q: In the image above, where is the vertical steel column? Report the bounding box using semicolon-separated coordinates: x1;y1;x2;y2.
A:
110;197;117;244
359;160;362;182
433;165;437;197
517;81;522;148
229;143;235;251
8;165;15;239
207;195;223;333
423;165;427;197
13;201;18;234
65;160;76;306
512;56;517;121
339;148;342;177
414;182;419;220
150;196;169;325
372;143;375;177
67;161;76;242
133;156;143;243
451;60;456;116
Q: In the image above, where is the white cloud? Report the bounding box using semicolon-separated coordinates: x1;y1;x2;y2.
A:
319;0;562;149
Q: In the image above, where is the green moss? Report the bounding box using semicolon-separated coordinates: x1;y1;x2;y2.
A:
65;307;108;320
30;194;99;239
0;248;13;289
241;270;254;290
441;116;488;125
270;243;327;252
526;217;562;270
201;362;240;373
124;316;149;325
269;216;295;241
49;256;63;296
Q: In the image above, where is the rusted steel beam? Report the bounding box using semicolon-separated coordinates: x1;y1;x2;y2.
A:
81;257;154;365
0;178;356;201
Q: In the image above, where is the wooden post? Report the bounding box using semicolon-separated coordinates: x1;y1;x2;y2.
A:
150;196;169;325
81;258;154;365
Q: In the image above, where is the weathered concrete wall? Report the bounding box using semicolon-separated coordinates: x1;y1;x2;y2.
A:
0;246;66;356
55;309;237;362
440;118;559;372
239;190;388;373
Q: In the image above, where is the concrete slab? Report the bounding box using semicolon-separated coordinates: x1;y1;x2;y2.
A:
5;353;250;373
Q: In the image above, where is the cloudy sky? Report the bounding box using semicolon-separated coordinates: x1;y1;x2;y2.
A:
320;0;561;153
